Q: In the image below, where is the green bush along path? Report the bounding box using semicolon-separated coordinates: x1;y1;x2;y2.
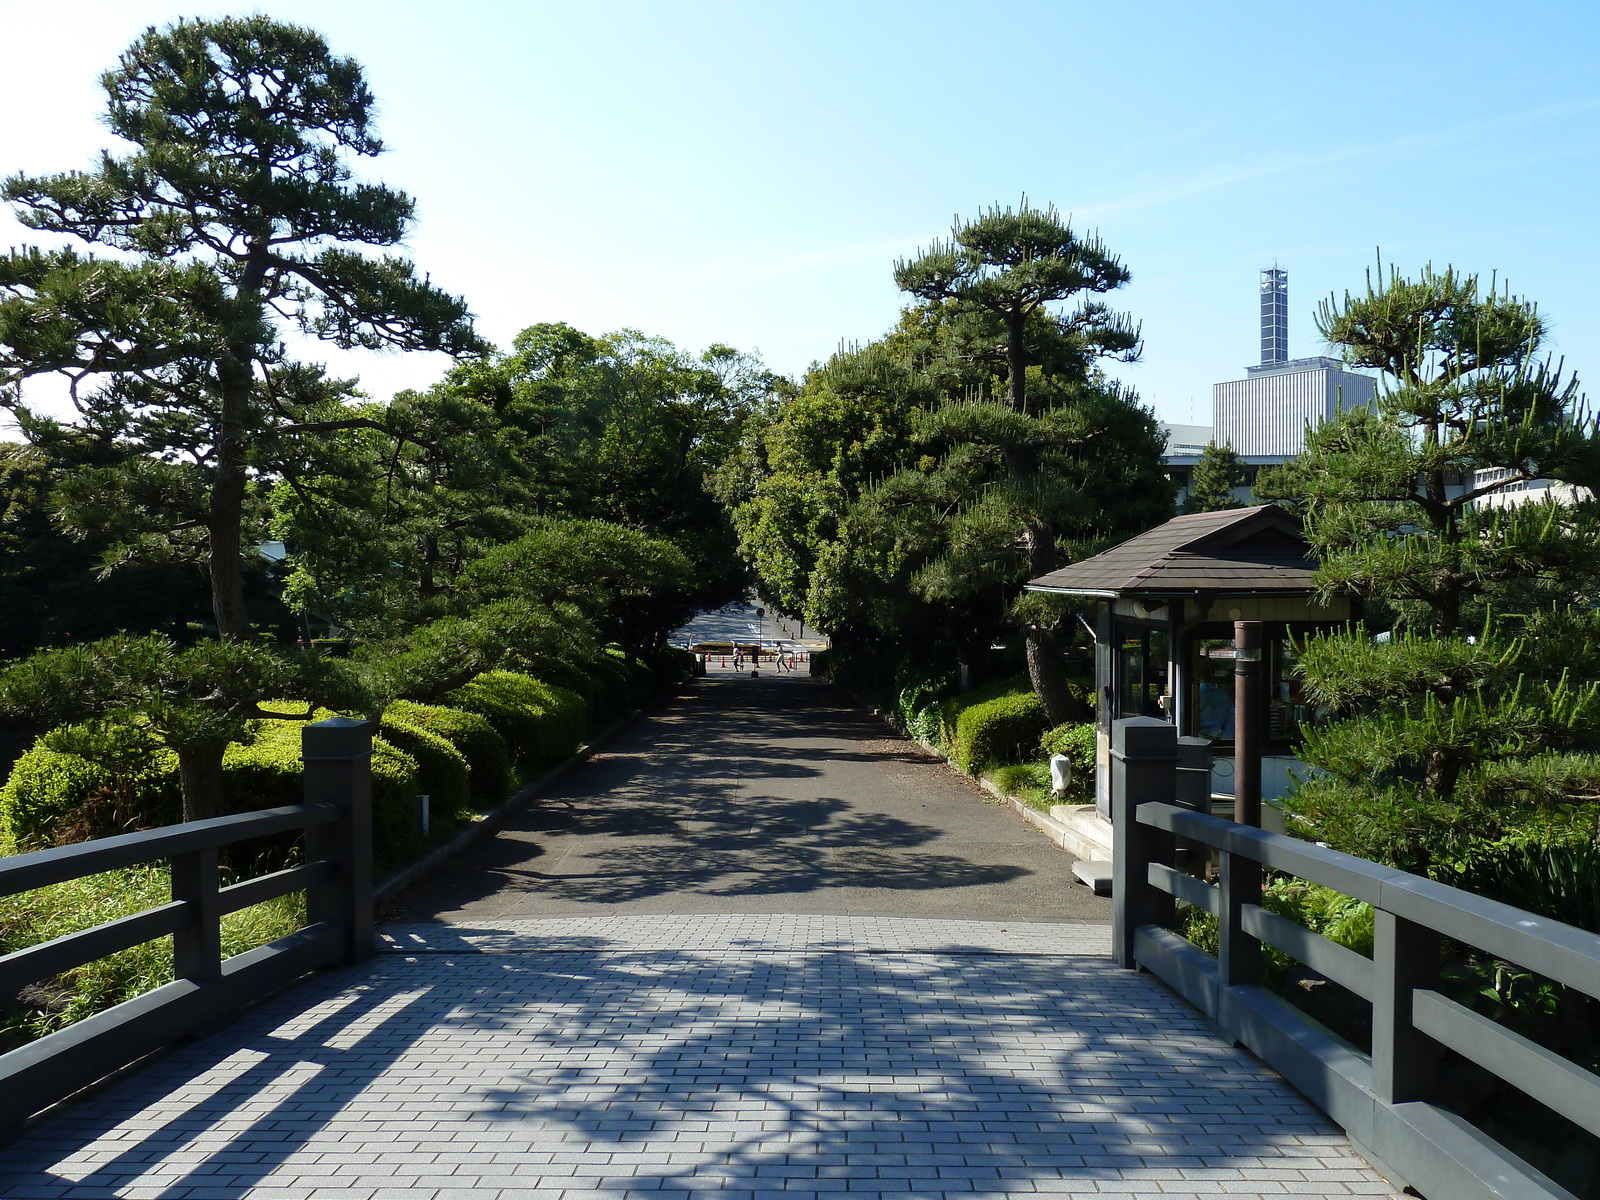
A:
391;670;1111;922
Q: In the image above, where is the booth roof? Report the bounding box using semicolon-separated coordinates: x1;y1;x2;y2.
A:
1026;505;1319;597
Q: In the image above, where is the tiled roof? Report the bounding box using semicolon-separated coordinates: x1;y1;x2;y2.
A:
1027;505;1319;596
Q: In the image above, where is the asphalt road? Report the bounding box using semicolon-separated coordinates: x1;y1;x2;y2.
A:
391;672;1111;923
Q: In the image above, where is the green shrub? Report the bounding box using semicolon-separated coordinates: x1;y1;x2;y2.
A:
442;670;586;770
0;726;180;851
231;708;420;868
1182;876;1375;977
650;646;698;685
896;666;956;748
378;710;470;819
1434;837;1600;934
936;676;1048;774
1040;722;1096;773
385;700;510;802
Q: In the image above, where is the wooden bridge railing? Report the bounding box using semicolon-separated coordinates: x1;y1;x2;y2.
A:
1112;714;1600;1200
0;717;374;1132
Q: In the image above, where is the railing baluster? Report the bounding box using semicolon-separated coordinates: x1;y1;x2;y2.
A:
301;718;374;965
1372;908;1440;1104
1217;846;1261;988
170;845;221;982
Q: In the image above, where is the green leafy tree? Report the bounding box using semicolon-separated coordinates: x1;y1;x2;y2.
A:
279;323;778;638
717;342;925;644
0;440;216;654
886;201;1169;721
1262;263;1600;871
1182;441;1246;513
0;16;481;642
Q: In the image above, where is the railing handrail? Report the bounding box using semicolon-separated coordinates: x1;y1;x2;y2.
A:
0;717;375;1135
1112;715;1600;1200
1138;800;1600;999
0;802;341;898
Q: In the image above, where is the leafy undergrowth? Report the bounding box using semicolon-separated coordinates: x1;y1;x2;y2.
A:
0;864;303;1051
986;761;1090;812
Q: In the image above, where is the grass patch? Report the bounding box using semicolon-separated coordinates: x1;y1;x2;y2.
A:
988;763;1056;810
0;862;304;1051
986;760;1093;812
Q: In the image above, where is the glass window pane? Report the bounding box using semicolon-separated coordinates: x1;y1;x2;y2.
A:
1193;639;1235;740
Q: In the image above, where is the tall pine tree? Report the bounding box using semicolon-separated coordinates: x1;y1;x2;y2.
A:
890;201;1169;722
0;16;482;641
1263;263;1600;871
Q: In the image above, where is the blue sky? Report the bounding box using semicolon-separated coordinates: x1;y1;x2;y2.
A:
2;1;1597;426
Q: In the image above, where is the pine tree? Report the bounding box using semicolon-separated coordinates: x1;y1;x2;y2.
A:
890;200;1169;722
0;17;482;642
1262;263;1600;872
1182;441;1245;513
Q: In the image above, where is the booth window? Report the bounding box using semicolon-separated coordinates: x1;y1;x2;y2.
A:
1116;627;1169;720
1189;633;1317;750
1192;639;1235;739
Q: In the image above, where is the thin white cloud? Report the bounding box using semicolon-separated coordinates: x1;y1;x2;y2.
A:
1074;95;1600;222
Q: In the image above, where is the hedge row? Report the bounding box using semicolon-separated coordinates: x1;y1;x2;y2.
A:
935;675;1050;775
0;668;593;860
442;671;586;772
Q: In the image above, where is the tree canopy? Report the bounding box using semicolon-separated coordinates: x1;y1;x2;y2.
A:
729;202;1171;720
0;16;482;642
1261;262;1600;871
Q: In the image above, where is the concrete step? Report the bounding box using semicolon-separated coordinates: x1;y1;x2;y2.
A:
1072;858;1115;895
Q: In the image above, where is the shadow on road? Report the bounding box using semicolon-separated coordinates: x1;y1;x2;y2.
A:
392;674;1062;916
2;935;1344;1198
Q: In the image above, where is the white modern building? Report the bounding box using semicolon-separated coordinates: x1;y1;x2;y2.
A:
1163;268;1377;506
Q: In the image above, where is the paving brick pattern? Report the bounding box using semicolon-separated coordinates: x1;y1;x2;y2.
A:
1;916;1399;1200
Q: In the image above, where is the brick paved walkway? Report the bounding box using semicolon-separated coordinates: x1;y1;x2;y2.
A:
1;916;1399;1199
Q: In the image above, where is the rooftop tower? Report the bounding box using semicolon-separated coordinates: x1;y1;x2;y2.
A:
1211;267;1376;456
1259;267;1288;365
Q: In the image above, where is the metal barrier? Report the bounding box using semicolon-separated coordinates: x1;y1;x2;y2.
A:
0;717;374;1132
1112;715;1600;1200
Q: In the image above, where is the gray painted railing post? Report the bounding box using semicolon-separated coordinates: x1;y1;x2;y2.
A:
1372;909;1440;1104
302;718;375;964
1218;846;1261;988
170;844;221;982
1111;716;1177;969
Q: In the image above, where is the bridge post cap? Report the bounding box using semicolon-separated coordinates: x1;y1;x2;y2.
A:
1176;735;1213;768
1111;716;1177;759
301;717;375;760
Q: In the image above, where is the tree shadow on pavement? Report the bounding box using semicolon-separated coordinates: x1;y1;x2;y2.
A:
0;935;1360;1199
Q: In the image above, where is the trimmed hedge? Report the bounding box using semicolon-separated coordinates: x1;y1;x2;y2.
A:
1040;722;1096;774
376;712;469;820
227;713;421;866
442;671;586;771
0;711;421;865
0;739;180;852
937;676;1049;775
385;700;509;802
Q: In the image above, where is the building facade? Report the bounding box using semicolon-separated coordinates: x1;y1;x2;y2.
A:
1163;268;1377;505
1213;356;1378;456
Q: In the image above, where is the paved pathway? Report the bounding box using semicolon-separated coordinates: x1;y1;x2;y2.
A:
0;678;1401;1199
389;674;1110;923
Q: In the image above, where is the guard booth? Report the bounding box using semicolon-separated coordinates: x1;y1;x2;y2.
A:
1026;505;1350;825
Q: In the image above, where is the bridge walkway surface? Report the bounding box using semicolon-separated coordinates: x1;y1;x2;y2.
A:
0;673;1401;1199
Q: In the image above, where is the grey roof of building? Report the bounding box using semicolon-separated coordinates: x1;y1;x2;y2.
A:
1026;505;1320;596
